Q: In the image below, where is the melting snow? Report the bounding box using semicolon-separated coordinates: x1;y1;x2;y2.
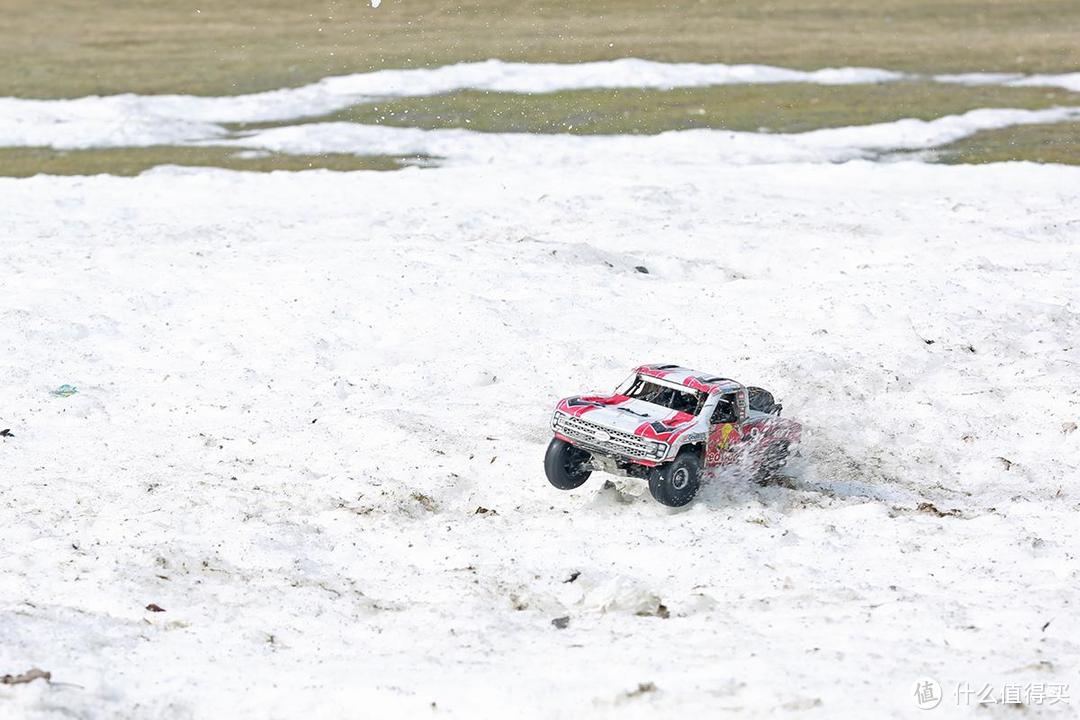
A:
1;61;1077;158
216;106;1080;166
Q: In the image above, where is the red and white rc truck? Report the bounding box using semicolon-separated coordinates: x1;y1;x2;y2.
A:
546;364;802;506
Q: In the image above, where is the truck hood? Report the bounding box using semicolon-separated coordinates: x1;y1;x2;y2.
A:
556;394;698;442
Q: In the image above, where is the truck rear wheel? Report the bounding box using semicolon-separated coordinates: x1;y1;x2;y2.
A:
545;438;592;490
648;451;702;507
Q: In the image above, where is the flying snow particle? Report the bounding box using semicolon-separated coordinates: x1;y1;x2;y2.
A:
371;0;381;7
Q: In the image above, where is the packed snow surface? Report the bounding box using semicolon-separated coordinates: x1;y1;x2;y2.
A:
2;149;1078;718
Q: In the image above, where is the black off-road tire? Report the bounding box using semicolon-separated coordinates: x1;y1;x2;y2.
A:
648;451;702;507
754;440;790;485
545;438;593;490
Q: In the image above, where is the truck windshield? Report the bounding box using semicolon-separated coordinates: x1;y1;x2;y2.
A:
620;376;705;415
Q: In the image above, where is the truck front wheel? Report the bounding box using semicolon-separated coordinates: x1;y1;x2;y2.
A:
648;451;702;507
545;438;592;490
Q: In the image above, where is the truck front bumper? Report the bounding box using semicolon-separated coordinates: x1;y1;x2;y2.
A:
553;431;661;468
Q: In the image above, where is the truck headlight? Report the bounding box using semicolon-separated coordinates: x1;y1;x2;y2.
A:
649;442;667;458
552;411;566;430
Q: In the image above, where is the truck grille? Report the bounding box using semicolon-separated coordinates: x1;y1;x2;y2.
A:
560;415;651;459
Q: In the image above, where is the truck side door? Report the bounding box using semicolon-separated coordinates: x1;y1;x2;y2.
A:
705;392;744;467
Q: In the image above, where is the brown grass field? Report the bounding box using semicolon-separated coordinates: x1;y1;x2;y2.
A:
4;0;1080;98
1;0;1077;172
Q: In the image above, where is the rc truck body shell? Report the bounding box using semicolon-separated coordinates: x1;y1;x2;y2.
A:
550;364;801;473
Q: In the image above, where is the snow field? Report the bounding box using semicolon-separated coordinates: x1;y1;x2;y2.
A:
1;156;1078;717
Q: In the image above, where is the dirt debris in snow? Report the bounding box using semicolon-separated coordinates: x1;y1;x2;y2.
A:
617;682;657;702
2;668;51;685
411;492;438;512
916;502;962;518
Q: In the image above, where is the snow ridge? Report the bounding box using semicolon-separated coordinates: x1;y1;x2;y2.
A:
219;107;1080;166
